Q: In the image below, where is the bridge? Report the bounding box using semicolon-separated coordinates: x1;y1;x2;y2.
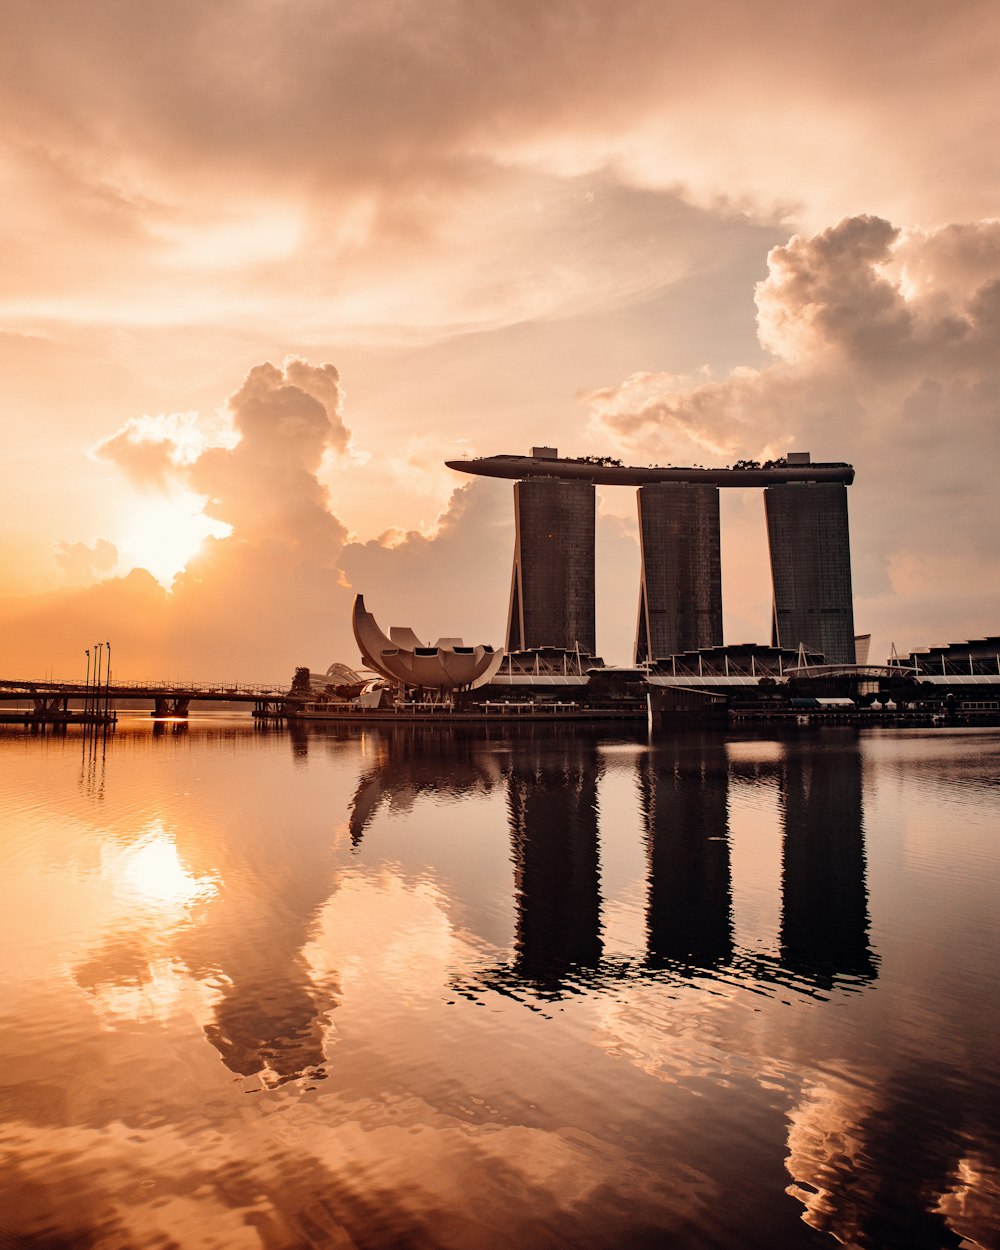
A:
0;678;291;726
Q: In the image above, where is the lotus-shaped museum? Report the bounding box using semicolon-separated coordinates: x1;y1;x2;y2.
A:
352;594;505;691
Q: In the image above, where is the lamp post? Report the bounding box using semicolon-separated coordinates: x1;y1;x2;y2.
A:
85;649;91;717
104;641;111;721
94;643;103;722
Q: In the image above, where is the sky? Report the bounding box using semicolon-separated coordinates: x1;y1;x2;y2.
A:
2;0;1000;680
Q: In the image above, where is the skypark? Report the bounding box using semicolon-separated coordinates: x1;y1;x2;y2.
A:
447;446;858;664
445;450;855;487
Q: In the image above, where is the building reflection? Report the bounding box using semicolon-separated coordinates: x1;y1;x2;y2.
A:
346;726;503;845
505;735;604;986
779;736;876;985
641;734;733;969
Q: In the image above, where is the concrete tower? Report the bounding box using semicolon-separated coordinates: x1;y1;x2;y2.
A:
635;482;723;663
507;475;596;653
764;481;855;664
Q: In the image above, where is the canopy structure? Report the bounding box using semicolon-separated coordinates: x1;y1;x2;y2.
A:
351;595;505;691
446;453;855;487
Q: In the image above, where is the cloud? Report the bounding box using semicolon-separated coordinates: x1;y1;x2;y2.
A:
54;537;118;584
584;214;1000;654
341;480;512;647
187;359;349;548
2;2;998;342
6;205;1000;677
0;359;361;679
93;411;217;489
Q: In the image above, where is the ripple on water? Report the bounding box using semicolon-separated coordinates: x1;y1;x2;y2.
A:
1;723;999;1249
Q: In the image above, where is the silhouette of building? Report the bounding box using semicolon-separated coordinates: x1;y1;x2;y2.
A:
448;448;857;665
635;482;723;662
507;472;596;654
506;736;603;985
641;736;733;968
779;738;875;985
765;481;856;664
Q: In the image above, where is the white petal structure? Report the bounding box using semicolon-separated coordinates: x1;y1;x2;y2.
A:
352;595;505;691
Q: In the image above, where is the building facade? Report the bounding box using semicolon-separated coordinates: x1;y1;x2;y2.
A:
635;482;723;662
507;476;596;654
764;482;856;665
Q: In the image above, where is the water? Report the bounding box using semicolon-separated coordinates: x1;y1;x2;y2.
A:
1;719;998;1249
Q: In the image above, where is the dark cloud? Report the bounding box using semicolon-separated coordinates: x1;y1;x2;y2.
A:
2;0;999;328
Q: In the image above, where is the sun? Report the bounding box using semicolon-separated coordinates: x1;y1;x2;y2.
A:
116;490;232;587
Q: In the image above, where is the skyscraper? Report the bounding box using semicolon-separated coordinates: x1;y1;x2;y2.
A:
507;476;596;653
635;482;723;662
764;482;855;664
448;448;856;663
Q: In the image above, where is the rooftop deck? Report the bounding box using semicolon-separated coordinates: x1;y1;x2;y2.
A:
446;454;855;487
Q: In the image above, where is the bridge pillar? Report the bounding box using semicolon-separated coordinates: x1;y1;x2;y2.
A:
253;697;287;724
152;696;190;718
32;694;69;718
30;695;69;725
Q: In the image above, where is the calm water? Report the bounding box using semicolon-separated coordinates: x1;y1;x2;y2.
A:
2;719;999;1250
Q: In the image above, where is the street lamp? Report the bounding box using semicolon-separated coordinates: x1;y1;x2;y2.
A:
94;643;103;721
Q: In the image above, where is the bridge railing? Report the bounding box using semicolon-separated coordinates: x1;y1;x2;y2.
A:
0;678;291;698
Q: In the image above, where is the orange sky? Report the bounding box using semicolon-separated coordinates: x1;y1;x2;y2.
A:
3;0;1000;679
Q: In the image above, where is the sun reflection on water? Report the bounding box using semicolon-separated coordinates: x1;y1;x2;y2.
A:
104;822;219;913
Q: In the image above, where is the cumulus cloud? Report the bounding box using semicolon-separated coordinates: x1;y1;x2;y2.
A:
187;359;349;549
93;411;220;489
341;478;642;662
0;359;362;679
158;360;355;675
54;537;118;584
341;480;512;646
584;215;1000;653
7;207;1000;676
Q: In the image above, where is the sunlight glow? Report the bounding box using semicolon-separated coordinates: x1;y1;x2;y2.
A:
151;205;304;270
107;824;219;912
115;491;231;587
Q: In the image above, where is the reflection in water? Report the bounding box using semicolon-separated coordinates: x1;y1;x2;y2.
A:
176;797;341;1087
779;738;876;985
506;736;604;986
455;732;878;1003
642;736;733;970
74;797;341;1089
105;824;219;911
786;1062;990;1249
347;726;502;845
10;721;1000;1249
